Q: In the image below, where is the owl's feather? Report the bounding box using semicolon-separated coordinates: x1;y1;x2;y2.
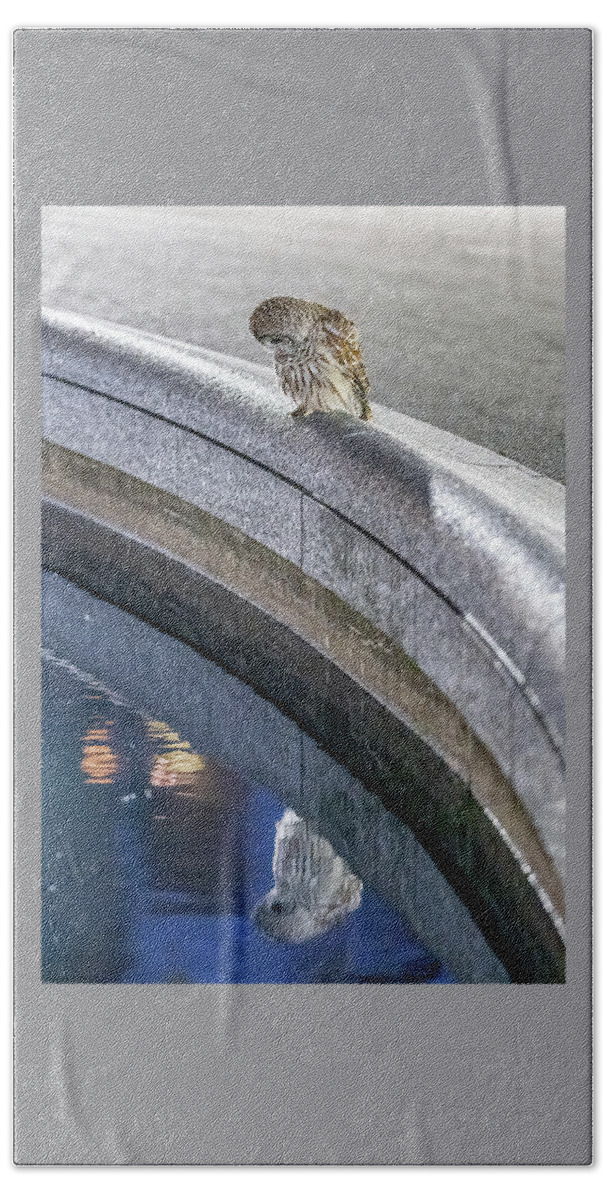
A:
249;296;371;420
252;810;362;943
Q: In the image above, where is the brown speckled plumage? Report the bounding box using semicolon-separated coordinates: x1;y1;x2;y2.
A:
249;296;372;420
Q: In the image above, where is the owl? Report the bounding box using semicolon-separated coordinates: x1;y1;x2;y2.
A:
252;809;363;943
249;296;372;420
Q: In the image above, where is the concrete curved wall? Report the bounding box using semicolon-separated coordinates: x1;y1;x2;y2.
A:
42;571;512;984
41;306;565;893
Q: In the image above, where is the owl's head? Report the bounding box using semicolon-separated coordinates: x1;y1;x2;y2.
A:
249;296;339;356
252;808;363;944
252;890;325;943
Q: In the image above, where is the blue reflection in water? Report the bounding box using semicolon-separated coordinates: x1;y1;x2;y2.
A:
42;656;455;984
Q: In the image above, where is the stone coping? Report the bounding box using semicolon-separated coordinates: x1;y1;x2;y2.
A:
41;307;566;883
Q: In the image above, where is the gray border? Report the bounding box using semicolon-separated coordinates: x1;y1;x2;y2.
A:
14;29;592;1164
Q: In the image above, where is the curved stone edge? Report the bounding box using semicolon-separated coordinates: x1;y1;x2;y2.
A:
42;439;565;929
41;493;565;982
41;307;566;883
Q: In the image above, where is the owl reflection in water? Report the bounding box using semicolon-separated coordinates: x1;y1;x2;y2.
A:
249;296;372;420
253;809;363;943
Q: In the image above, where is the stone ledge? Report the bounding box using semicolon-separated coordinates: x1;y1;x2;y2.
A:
41;306;566;883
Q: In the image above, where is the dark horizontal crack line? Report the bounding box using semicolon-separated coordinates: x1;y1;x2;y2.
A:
42;369;564;767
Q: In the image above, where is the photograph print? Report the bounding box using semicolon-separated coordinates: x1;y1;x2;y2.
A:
40;204;565;984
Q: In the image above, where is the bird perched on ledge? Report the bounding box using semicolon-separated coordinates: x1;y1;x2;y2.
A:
249;296;372;421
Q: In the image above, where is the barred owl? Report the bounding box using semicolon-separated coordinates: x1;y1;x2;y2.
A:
249;296;372;420
252;809;363;943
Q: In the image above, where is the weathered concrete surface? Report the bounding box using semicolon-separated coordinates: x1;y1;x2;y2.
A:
41;307;566;883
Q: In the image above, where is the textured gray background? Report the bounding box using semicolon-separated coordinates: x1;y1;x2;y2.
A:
14;28;592;1164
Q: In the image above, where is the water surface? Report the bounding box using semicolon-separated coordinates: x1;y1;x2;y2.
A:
42;655;455;984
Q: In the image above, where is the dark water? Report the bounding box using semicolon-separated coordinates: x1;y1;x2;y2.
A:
42;205;565;479
42;656;455;984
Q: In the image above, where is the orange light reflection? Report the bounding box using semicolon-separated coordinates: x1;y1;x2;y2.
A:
80;724;119;784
